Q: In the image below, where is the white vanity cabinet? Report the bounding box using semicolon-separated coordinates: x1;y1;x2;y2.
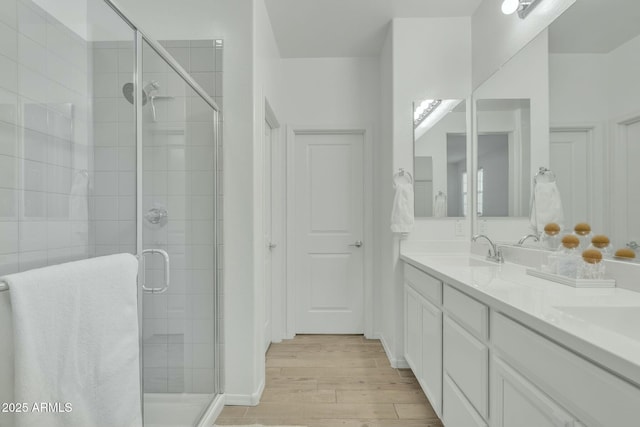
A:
403;259;640;427
492;312;640;427
404;264;443;416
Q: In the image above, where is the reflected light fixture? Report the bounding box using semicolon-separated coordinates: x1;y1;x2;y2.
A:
414;99;442;128
501;0;543;19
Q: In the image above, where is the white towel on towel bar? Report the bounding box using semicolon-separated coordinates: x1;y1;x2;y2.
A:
2;254;141;427
391;179;415;233
530;181;565;233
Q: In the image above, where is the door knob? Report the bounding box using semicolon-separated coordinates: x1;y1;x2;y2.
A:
268;242;277;250
349;241;363;248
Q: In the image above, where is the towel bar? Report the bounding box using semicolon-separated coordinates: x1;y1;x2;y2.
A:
0;250;169;294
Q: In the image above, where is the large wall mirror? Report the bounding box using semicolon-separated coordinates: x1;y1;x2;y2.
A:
469;0;640;253
549;0;640;249
413;99;468;218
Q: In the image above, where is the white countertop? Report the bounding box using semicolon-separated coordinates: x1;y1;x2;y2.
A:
401;252;640;386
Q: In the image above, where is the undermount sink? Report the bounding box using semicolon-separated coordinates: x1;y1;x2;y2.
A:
555;306;640;342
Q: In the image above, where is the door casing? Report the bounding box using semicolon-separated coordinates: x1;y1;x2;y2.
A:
284;125;374;339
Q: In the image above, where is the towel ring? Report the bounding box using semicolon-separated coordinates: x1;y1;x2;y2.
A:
394;168;413;184
534;167;556;184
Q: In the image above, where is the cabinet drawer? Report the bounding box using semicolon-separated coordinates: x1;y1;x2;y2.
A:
404;263;442;305
443;373;487;427
493;312;640;427
443;316;489;420
444;284;488;340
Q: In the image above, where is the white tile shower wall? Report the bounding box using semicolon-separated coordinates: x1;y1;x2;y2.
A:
123;39;222;393
90;41;136;259
0;0;91;277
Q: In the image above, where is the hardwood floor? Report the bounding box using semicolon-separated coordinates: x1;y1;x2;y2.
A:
216;335;443;427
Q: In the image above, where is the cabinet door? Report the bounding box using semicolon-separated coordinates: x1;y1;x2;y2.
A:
443;316;489;419
421;298;442;417
404;285;422;376
492;356;577;427
443;374;487;427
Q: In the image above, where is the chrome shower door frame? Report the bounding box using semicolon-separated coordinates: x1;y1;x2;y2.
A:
102;1;223;425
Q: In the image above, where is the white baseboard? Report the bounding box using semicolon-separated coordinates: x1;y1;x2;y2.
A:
379;334;410;369
224;378;265;406
198;394;225;427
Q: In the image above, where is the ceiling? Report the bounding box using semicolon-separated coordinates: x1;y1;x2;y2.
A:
264;0;482;58
549;0;640;53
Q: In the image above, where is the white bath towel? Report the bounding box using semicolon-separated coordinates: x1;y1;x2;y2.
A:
2;254;141;427
391;180;414;233
433;192;447;218
530;181;564;233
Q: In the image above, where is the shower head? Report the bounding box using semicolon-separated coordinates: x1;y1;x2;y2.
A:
121;80;160;105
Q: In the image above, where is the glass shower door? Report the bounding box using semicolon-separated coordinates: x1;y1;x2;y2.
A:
139;39;219;427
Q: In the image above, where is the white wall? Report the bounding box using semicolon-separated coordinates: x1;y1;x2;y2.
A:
377;26;394;353
607;34;640;120
471;0;574;88
250;0;283;404
378;17;472;366
549;54;607;124
281;58;379;126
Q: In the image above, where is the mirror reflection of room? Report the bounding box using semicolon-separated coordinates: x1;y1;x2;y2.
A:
549;0;640;248
413;99;466;218
475;99;531;217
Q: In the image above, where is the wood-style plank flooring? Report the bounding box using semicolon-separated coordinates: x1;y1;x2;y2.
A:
216;335;443;427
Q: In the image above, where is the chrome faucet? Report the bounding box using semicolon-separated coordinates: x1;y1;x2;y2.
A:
472;234;504;263
517;234;540;246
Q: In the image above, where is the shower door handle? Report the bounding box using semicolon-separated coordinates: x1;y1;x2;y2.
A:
141;249;170;294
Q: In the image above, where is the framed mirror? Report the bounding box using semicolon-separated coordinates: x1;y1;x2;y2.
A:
413;99;468;218
475;98;531;217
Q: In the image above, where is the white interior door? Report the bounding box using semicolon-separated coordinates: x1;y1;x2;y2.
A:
263;120;273;352
293;131;364;334
550;130;589;228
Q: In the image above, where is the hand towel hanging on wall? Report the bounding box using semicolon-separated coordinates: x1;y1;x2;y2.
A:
530;168;564;233
433;191;447;218
391;169;415;233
